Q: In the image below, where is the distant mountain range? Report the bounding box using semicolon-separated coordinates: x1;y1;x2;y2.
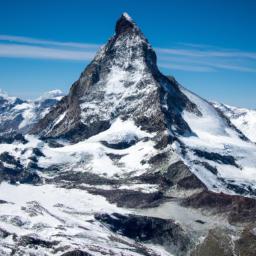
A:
213;102;256;143
0;89;64;135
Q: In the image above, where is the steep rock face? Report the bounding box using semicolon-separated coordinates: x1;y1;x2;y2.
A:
95;212;192;255
31;13;199;142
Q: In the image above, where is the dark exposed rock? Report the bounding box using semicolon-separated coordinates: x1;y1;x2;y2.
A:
101;137;138;149
234;226;256;256
53;171;121;186
95;213;192;255
192;226;256;256
154;133;173;150
193;149;239;168
182;190;256;223
87;188;165;208
106;153;126;160
0;154;41;184
29;155;38;163
0;227;11;238
195;220;206;224
132;160;206;194
0;133;28;144
61;250;92;256
193;160;218;175
0;152;22;168
19;171;42;184
32;148;45;157
225;181;255;195
147;152;168;165
115;13;138;34
191;228;234;256
18;235;59;248
164;161;206;190
44;139;64;148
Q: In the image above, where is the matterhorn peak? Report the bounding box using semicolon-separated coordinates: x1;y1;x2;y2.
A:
31;13;197;142
122;12;133;22
115;12;139;35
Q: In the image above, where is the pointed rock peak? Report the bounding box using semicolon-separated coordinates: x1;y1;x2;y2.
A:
122;12;133;22
115;12;139;35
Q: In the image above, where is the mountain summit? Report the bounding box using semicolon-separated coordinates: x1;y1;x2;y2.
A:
31;13;198;142
30;13;256;198
115;12;139;34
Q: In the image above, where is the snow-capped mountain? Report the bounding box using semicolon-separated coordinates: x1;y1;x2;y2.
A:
0;13;256;256
0;89;64;135
31;12;256;197
212;102;256;143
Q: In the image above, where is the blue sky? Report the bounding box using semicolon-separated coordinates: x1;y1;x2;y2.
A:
0;0;255;108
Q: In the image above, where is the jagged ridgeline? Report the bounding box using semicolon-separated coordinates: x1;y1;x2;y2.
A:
30;13;199;142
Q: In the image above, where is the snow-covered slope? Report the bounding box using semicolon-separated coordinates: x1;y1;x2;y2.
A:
212;102;256;143
177;86;256;195
0;90;64;135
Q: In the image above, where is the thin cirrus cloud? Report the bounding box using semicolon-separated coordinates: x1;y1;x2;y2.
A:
0;34;100;49
0;34;255;72
0;43;96;61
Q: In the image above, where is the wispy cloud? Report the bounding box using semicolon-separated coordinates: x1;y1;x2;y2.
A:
0;35;100;61
156;44;256;72
0;44;96;61
0;34;255;73
0;35;100;49
159;63;215;72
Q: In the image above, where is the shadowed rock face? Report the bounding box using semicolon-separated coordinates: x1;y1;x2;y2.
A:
31;14;199;142
95;213;192;255
61;251;92;256
182;190;256;224
191;227;256;256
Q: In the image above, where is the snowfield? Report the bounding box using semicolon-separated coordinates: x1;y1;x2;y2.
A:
213;102;256;143
0;182;172;256
177;86;256;194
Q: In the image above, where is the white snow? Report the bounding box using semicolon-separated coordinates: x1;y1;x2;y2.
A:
213;102;256;143
38;118;157;177
0;89;64;132
0;182;139;255
0;182;172;256
35;89;64;102
122;12;133;22
177;86;256;194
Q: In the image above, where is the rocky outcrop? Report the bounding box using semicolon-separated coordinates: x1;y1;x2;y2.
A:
0;151;41;184
61;251;92;256
95;213;192;255
182;190;256;224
